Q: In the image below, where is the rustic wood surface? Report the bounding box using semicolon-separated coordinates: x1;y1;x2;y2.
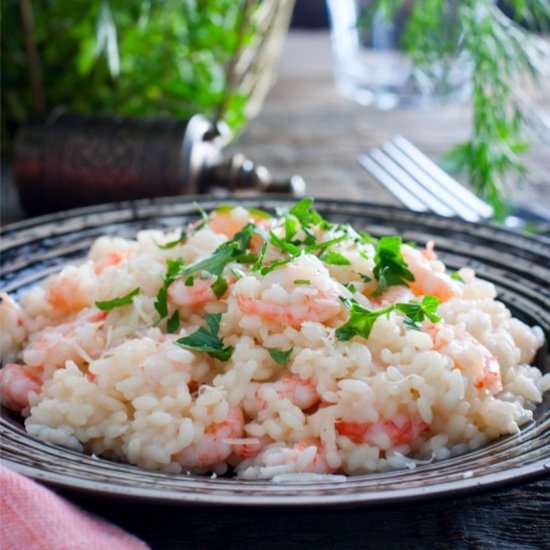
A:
2;31;550;550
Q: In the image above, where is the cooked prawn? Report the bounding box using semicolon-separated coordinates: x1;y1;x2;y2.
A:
46;264;98;313
94;249;131;275
425;324;503;393
0;363;42;412
23;310;108;378
0;293;29;363
236;289;342;328
227;435;273;466
336;414;428;448
173;408;244;470
402;244;457;303
243;375;319;417
209;208;270;240
168;276;234;307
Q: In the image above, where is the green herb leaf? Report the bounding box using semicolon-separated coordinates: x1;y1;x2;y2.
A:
315;234;348;253
175;313;234;361
335;295;440;341
260;257;293;276
248;207;272;219
267;347;294;365
251;242;268;272
293;279;311;285
211;276;228;299
154;287;168;318
372;236;414;297
157;234;187;249
95;288;140;311
335;298;393;342
231;267;246;280
289;197;328;229
154;258;185;322
167;310;180;334
450;271;465;283
395;296;441;331
270;231;302;256
285;216;298;241
321;250;352;266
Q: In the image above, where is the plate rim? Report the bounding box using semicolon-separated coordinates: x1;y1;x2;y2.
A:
1;195;549;506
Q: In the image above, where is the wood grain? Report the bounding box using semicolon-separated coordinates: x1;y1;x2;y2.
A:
66;479;550;550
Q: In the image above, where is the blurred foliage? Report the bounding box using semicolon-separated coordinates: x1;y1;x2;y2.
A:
364;0;550;220
1;0;257;146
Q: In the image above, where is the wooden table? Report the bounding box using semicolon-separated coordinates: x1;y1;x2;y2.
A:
2;31;550;549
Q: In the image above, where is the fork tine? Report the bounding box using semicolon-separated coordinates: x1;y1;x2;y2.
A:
357;154;428;212
392;136;493;219
380;141;481;223
366;148;458;217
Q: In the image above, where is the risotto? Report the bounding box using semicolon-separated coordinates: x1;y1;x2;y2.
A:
0;199;548;479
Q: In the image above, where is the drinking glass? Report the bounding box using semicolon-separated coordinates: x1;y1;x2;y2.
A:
326;0;471;109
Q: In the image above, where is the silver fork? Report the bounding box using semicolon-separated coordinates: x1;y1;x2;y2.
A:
357;135;550;229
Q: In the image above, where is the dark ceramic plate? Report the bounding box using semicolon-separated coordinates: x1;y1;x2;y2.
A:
1;197;549;506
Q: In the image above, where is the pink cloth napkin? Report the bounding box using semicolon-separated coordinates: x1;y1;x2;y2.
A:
0;464;149;550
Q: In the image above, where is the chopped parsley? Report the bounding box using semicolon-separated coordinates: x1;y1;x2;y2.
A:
231;267;246;280
293;279;311;285
175;313;234;361
166;310;180;334
358;272;372;283
285;216;298;241
451;271;465;283
372;236;415;297
320;250;352;266
335;298;393;342
95;288;140;311
248;207;272;219
270;231;301;256
184;276;194;287
154;258;184;320
335;295;441;341
259;257;293;276
289;197;327;229
394;296;441;331
267;347;294;365
211;276;228;299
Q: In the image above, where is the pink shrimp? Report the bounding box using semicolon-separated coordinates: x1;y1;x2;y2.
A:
475;356;502;392
243;375;319;417
422;240;437;261
47;265;99;314
0;363;42;412
173;408;244;470
336;414;428;448
402;244;457;303
265;439;334;474
23;310;108;377
0;293;29;362
94;249;131;275
209;209;270;240
229;435;272;461
236;289;342;328
168;276;234;307
425;324;503;393
373;285;417;306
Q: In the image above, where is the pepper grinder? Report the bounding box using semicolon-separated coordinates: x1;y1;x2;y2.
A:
14;111;305;216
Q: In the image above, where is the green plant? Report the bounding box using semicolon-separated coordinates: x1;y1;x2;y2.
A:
363;0;550;220
1;0;258;146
